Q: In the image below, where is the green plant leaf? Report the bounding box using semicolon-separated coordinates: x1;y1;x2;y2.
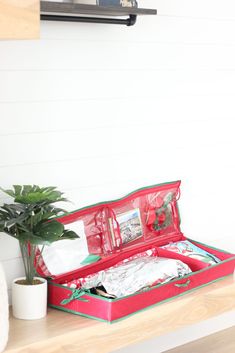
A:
40;186;58;193
15;192;46;204
60;230;79;240
21;185;33;196
1;204;17;218
29;209;44;226
34;220;64;239
13;185;23;197
0;187;15;197
1;203;26;215
19;233;52;245
0;208;11;219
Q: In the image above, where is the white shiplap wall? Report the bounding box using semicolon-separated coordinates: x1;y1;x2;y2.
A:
1;0;235;300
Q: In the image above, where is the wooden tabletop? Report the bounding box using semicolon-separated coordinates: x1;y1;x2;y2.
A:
5;276;235;353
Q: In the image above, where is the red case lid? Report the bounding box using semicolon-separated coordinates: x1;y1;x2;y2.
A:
37;180;182;278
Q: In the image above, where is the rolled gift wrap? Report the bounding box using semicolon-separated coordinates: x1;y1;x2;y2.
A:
80;257;192;298
0;263;9;353
161;240;221;265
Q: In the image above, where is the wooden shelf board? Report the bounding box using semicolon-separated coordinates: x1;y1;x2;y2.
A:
5;276;235;353
165;325;235;353
40;1;157;17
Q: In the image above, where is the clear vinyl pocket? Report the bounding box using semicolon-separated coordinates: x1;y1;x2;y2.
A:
104;184;181;252
93;206;115;255
144;188;181;242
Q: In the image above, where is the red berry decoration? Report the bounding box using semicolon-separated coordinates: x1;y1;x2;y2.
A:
158;212;166;224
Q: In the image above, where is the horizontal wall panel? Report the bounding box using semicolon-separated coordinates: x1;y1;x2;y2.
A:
0;41;176;72
0;142;234;192
0;120;234;167
181;197;235;244
153;0;235;19
1;95;235;135
212;237;235;253
1;41;235;72
0;70;157;102
0;233;21;262
0;99;156;135
1;258;24;288
1;70;235;103
0;148;185;190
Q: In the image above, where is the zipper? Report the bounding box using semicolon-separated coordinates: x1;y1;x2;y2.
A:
57;180;181;223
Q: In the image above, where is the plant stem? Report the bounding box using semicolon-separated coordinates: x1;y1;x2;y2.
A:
26;243;35;284
25;244;31;284
19;242;27;280
20;242;31;283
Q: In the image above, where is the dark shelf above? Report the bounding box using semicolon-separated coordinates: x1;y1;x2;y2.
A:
40;1;157;26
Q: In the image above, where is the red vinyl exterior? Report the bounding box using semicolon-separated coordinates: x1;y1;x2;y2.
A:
42;181;235;322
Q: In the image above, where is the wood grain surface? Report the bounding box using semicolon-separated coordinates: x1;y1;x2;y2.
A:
0;0;39;39
4;276;235;353
165;325;235;353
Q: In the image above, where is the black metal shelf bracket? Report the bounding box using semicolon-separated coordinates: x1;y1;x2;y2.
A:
41;14;137;26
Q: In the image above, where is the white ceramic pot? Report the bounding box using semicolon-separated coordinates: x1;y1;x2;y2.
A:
12;277;47;320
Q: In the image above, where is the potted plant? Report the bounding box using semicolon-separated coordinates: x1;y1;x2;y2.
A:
0;185;79;320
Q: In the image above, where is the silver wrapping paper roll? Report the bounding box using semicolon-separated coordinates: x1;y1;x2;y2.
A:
81;256;191;298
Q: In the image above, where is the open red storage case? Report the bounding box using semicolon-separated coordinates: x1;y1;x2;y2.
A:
38;181;235;323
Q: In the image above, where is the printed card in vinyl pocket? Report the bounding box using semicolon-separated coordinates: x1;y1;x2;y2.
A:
109;208;143;247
